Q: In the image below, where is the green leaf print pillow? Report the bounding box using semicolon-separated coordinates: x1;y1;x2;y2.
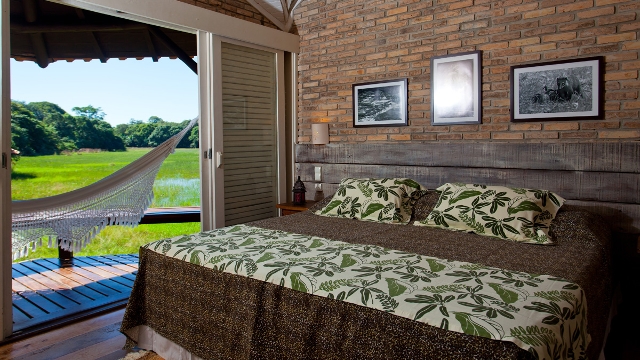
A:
316;178;427;224
415;183;565;244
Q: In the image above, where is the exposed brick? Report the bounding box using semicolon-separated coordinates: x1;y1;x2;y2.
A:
510;37;540;47
542;32;577;43
557;0;594;13
511;123;542;131
605;71;638;81
294;0;640;144
523;7;555;19
544;122;580;131
463;132;491;140
598;130;640;139
620;22;640;33
366;135;388;141
560;131;597;139
493;132;523;139
524;43;557;53
543;49;578;60
598;32;637;44
596;0;628;5
578;6;615;19
581;121;620;130
525;132;559;139
390;134;412;140
437;133;463;140
598;13;637;26
541;13;574;26
412;133;438;140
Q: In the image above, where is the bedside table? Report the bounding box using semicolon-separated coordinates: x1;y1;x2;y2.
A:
276;201;317;216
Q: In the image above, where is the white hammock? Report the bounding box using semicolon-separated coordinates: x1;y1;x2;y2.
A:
11;117;198;260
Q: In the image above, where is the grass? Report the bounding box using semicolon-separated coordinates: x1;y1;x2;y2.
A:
11;148;200;206
11;148;201;262
14;222;201;262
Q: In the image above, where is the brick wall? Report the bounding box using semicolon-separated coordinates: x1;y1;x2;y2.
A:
177;0;279;29
294;0;640;143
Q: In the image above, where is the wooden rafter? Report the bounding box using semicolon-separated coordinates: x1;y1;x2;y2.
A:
75;8;85;20
29;33;49;68
246;0;304;32
22;0;49;68
89;32;108;63
143;29;159;62
147;26;196;74
11;23;148;34
22;0;37;23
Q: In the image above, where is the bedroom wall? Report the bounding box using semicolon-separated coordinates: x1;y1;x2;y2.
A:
293;0;640;143
176;0;279;29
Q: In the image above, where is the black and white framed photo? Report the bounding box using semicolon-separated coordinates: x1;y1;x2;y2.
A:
510;56;604;122
431;50;482;125
352;78;408;127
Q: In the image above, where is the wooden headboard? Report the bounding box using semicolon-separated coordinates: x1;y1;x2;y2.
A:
296;142;640;233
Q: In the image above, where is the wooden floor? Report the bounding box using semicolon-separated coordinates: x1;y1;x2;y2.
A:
11;254;138;335
0;308;132;360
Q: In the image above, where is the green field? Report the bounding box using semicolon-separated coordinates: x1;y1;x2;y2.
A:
11;148;201;261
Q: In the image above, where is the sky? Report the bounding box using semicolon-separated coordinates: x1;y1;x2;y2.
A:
10;57;198;126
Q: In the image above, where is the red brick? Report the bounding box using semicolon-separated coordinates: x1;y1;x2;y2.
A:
598;32;637;44
511;123;542;131
598;130;640;139
544;122;580;131
525;132;559;139
542;33;577;42
390;134;412;140
557;0;594;13
605;71;638;81
463;132;491;140
437;133;463;140
578;7;615;19
412;134;438;140
524;8;555;19
560;131;597;139
492;132;523;140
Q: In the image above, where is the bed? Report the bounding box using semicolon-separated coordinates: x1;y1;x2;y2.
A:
121;186;613;360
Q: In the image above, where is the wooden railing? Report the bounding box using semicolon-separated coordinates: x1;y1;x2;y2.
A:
58;207;201;266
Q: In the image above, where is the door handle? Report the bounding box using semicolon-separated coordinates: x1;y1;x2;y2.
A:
216;151;223;168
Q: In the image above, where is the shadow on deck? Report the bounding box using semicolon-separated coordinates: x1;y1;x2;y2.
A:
10;254;138;338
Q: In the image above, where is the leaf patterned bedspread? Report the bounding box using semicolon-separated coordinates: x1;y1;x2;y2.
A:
145;224;589;360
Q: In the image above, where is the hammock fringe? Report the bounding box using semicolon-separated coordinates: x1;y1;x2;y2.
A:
11;117;198;260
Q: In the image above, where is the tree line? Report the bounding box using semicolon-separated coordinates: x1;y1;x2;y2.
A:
11;100;198;156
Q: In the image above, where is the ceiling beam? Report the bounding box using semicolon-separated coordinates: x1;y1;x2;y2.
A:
29;33;49;68
23;0;49;68
22;0;38;23
75;8;86;19
143;29;159;62
89;32;107;63
11;22;148;34
148;25;196;74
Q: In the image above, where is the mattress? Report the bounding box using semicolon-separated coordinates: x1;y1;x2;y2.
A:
121;193;612;359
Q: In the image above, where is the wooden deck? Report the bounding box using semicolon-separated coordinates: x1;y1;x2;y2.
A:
11;254;138;335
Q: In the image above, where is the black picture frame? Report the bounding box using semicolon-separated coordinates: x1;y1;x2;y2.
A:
431;50;482;125
510;56;604;122
352;78;408;127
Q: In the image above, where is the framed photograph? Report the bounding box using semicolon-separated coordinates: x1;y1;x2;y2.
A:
431;50;482;125
352;78;408;127
510;56;604;122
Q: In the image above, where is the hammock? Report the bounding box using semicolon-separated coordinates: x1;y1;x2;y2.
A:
11;117;198;260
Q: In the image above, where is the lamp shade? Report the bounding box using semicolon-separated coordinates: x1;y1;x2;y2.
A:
311;123;329;144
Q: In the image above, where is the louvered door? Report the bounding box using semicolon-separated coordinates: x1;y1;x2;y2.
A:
220;42;281;225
